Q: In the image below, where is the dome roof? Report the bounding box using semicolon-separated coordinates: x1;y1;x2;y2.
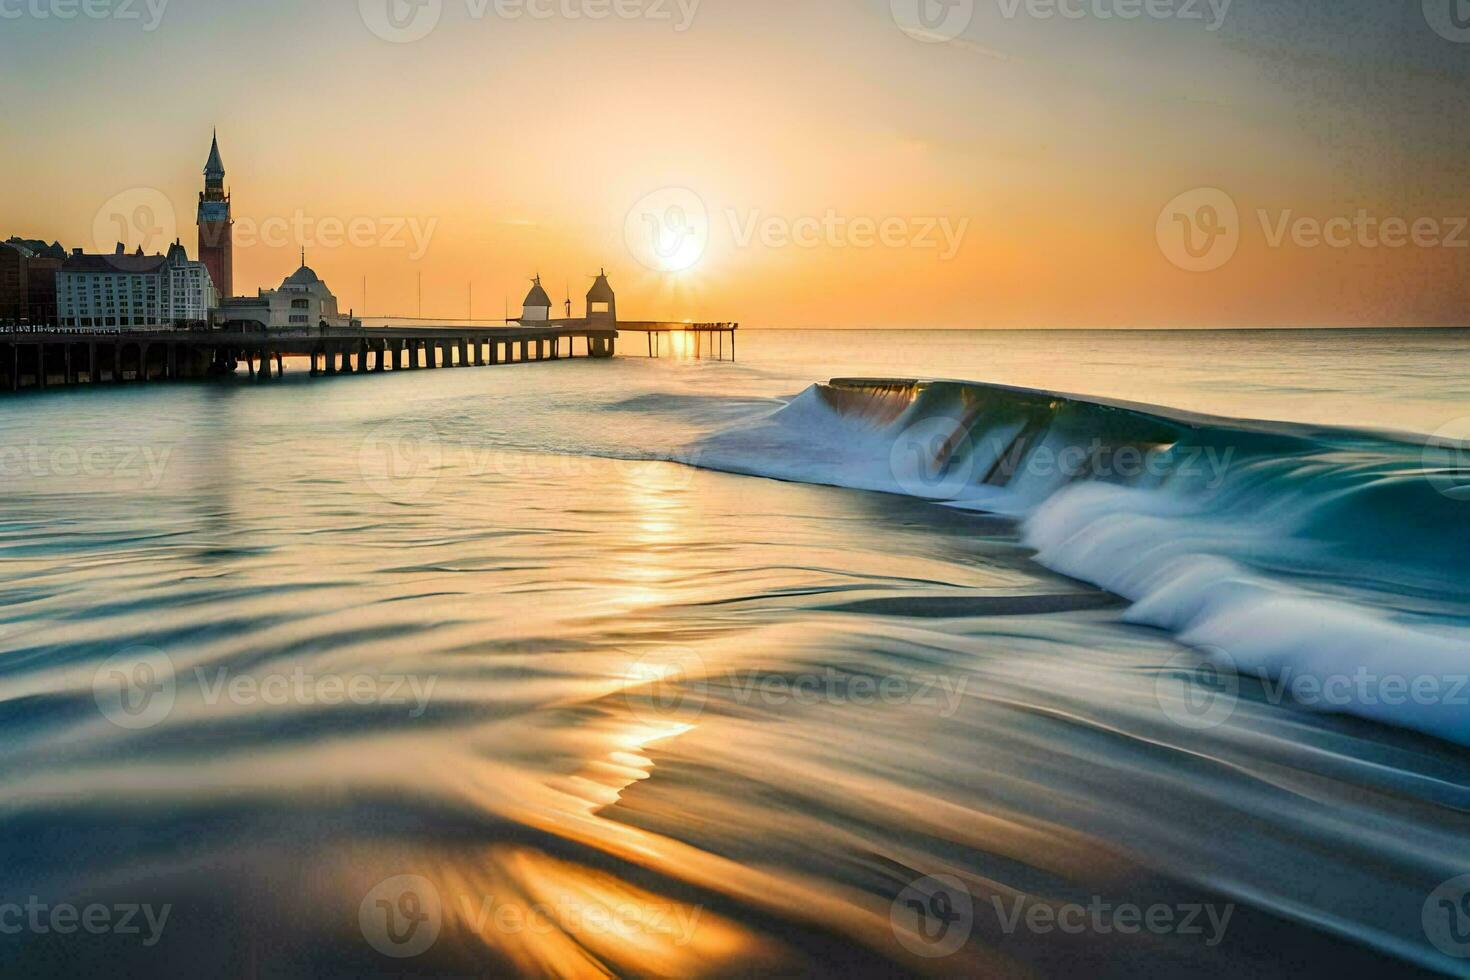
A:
523;277;552;308
284;264;322;287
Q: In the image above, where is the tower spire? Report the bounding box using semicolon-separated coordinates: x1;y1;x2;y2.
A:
198;127;234;298
205;129;225;179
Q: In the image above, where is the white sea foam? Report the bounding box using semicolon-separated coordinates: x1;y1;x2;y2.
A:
692;379;1470;747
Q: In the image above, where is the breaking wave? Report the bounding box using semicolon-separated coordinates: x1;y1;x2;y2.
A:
690;379;1470;747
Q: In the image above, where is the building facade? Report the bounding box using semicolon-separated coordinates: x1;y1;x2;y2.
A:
214;259;357;331
586;269;617;323
197;131;234;299
0;239;65;325
56;241;218;330
520;276;552;322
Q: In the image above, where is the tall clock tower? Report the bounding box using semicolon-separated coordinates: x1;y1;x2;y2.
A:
197;130;233;299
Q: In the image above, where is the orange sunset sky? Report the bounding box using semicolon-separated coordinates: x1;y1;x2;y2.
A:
3;1;1468;328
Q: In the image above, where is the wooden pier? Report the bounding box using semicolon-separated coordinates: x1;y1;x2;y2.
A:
0;323;617;390
618;322;738;361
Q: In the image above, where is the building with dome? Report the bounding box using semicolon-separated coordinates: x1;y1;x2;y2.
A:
213;253;357;331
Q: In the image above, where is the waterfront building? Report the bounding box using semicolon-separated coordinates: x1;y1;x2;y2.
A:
521;276;552;323
586;269;616;323
214;256;357;331
0;238;66;325
197;131;234;299
55;241;217;330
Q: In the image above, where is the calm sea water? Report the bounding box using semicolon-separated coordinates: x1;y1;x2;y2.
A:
0;329;1466;977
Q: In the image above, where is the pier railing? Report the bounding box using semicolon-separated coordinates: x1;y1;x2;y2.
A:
617;322;739;361
0;323;617;391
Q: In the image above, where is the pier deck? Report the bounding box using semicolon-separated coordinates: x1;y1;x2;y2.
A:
0;324;617;390
616;322;739;361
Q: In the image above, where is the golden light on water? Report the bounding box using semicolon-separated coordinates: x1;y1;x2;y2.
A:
429;847;763;978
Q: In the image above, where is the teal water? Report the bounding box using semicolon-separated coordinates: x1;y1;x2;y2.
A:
0;328;1466;977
